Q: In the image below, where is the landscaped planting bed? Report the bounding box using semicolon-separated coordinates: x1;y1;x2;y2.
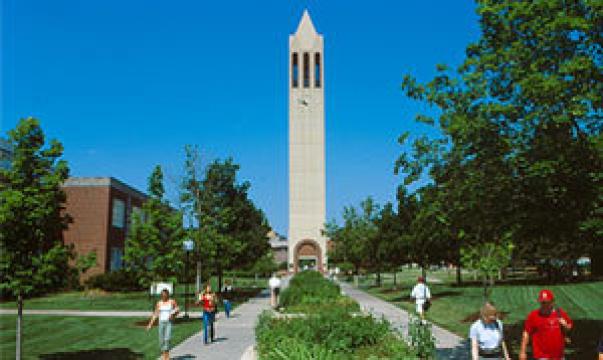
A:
256;271;417;359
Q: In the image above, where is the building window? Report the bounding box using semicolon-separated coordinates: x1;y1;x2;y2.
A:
303;52;310;88
110;247;123;271
112;198;125;228
292;53;299;88
314;53;321;88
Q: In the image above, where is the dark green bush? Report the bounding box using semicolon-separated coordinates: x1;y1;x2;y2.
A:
256;310;415;359
84;270;144;292
279;270;355;312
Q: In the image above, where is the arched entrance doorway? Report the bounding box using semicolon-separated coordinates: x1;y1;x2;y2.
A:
293;239;323;273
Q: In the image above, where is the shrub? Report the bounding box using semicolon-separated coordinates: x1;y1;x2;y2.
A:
279;270;355;312
84;270;144;292
256;271;416;359
407;315;436;359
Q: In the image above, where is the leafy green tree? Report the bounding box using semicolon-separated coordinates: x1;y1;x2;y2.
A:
375;202;403;286
181;154;270;292
325;198;379;277
124;165;185;286
461;241;514;300
397;0;602;280
75;250;97;278
0;117;73;359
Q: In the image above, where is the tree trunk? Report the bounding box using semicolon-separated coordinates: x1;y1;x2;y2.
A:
375;271;381;287
421;266;427;279
16;293;23;360
456;263;462;286
393;271;397;288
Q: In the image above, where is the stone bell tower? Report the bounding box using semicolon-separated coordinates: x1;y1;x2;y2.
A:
288;10;327;273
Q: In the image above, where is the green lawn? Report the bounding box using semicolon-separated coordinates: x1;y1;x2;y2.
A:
0;285;262;359
0;276;268;311
0;315;200;359
357;269;603;359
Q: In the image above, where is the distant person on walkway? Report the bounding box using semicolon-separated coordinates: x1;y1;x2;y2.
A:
410;276;431;319
146;288;180;360
598;336;603;360
222;280;233;318
268;273;281;308
469;302;510;360
519;289;573;360
195;283;217;345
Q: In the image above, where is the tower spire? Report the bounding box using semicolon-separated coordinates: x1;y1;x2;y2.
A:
294;9;318;37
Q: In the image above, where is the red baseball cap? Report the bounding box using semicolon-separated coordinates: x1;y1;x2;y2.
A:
537;289;554;302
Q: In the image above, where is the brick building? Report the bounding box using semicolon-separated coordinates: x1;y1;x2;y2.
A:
62;177;147;280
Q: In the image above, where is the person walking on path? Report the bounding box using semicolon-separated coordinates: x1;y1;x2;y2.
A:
469;302;510;360
410;276;431;319
268;273;281;308
222;280;233;318
146;288;180;360
519;289;573;360
195;283;217;345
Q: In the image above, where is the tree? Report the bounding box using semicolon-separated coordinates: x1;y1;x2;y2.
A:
397;0;602;280
124;165;185;287
0;117;73;359
180;145;207;290
181;153;270;293
326;197;382;284
461;241;514;300
375;202;406;288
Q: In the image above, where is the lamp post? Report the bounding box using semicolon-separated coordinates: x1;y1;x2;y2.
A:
183;239;195;319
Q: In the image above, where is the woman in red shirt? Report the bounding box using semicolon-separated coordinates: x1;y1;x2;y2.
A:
195;283;217;345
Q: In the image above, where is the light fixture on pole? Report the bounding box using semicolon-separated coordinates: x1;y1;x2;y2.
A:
183;238;195;319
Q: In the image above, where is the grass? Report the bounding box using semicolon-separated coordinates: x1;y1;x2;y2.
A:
0;276;268;311
0;315;199;359
0;285;262;360
356;268;603;359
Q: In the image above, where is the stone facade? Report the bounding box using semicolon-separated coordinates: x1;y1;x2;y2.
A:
288;11;327;272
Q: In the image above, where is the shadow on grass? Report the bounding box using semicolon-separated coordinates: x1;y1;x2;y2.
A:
450;277;603;288
39;348;143;359
505;319;603;360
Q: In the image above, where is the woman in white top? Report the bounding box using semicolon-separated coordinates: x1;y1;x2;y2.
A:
469;302;510;360
146;289;180;360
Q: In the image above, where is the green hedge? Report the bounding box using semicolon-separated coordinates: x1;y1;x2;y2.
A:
256;271;416;359
279;271;358;313
84;270;145;292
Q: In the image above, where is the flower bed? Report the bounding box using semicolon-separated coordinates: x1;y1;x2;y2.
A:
256;271;417;359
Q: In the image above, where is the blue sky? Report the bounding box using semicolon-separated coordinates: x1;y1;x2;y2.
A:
1;1;480;234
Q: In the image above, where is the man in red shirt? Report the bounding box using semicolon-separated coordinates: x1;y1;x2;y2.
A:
520;289;573;360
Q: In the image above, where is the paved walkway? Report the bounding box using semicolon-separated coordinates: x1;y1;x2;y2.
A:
339;281;469;359
168;289;271;360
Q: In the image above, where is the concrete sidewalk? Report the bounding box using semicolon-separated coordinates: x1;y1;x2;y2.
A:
339;281;469;359
168;289;271;360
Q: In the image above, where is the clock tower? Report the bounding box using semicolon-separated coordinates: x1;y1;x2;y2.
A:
288;10;327;273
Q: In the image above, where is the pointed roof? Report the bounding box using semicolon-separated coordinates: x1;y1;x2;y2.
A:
294;9;318;37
